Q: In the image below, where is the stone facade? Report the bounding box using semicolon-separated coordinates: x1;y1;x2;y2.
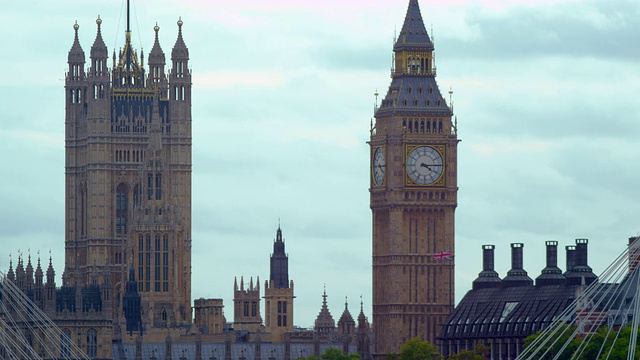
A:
370;0;459;356
64;10;192;329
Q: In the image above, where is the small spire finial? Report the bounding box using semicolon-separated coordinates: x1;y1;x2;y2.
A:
154;22;160;33
177;17;183;29
73;20;79;32
96;15;102;26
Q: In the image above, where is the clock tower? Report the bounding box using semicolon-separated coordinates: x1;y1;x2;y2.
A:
369;0;458;357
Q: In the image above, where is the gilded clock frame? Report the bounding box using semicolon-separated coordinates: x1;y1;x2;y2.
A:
405;144;446;187
371;146;386;186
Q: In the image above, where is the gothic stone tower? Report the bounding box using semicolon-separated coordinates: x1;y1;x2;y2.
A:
264;226;294;341
234;276;262;333
369;0;458;356
64;2;192;327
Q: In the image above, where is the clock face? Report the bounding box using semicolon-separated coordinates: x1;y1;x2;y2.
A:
373;147;385;186
406;146;444;185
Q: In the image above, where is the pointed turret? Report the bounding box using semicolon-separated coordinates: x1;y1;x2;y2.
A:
7;255;15;282
35;256;44;286
171;17;189;63
46;254;55;285
68;21;86;80
356;298;371;360
338;297;356;337
270;225;289;289
90;16;108;76
148;23;167;89
314;286;336;333
25;253;34;290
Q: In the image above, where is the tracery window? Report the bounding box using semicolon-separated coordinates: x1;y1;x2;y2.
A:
116;184;128;235
87;329;97;358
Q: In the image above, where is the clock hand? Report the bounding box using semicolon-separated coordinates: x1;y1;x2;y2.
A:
420;163;432;171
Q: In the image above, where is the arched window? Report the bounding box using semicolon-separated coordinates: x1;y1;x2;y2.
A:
426;121;431;133
77;89;82;103
420;121;424;133
71;89;76;104
154;234;161;292
87;329;97;358
116;184;128;235
93;84;98;99
147;173;153;200
180;86;185;101
163;234;169;291
133;184;139;208
99;84;104;98
439;121;443;133
61;329;72;359
155;173;162;200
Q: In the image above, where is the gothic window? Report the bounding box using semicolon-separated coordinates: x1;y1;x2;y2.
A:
163;234;169;292
77;88;82;103
147;173;153;200
87;329;97;358
282;302;287;314
426;121;431;133
174;86;179;101
61;329;71;358
162;308;167;321
146;235;151;292
408;121;413;133
93;84;98;99
439;121;443;133
133;184;139;208
180;86;185;101
283;315;287;327
244;302;249;317
251;301;257;317
116;183;128;235
155;234;161;292
155;173;162;200
71;89;76;104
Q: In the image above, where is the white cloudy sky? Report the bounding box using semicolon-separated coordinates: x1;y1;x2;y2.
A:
1;0;640;328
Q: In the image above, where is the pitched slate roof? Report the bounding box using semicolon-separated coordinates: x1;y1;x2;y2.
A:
394;0;434;52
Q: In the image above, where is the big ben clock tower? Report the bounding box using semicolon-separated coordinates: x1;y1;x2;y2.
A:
370;0;458;357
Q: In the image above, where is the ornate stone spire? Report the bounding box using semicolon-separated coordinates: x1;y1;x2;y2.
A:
314;285;335;333
90;16;108;60
149;23;166;65
171;17;189;60
68;21;85;64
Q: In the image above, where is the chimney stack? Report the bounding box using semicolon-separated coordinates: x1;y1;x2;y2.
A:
472;245;501;290
565;239;596;286
502;243;533;288
535;241;565;286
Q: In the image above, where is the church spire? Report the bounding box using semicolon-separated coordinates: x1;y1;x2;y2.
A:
270;225;289;289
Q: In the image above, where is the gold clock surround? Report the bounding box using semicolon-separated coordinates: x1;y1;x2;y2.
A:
405;144;446;187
